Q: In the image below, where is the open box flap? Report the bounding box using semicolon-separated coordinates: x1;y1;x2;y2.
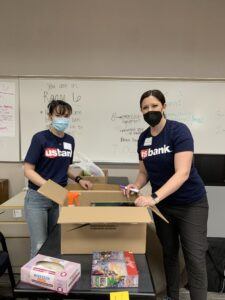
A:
66;183;120;191
58;206;152;224
38;180;67;206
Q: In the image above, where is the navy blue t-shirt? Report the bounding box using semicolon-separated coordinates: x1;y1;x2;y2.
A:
138;120;206;205
24;130;75;190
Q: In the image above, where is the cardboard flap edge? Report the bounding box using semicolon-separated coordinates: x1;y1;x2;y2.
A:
58;207;152;224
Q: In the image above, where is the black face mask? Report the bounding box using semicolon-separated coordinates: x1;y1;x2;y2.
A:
143;111;162;127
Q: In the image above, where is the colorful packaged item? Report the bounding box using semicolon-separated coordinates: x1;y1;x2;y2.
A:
21;254;81;294
91;251;139;288
68;191;80;206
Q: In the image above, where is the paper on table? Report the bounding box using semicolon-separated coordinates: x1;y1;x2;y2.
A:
110;291;129;300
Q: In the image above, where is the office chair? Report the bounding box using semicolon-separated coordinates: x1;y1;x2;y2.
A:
0;231;16;298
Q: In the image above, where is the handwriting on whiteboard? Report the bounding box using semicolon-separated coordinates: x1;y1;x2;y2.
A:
0;82;16;137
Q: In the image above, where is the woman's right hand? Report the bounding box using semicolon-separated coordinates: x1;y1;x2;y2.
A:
79;179;93;190
124;183;139;198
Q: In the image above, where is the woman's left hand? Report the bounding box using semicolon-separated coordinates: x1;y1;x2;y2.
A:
79;179;93;190
135;195;156;207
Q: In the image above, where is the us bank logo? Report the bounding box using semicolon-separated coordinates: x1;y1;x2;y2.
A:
141;149;148;159
141;145;171;159
45;147;72;158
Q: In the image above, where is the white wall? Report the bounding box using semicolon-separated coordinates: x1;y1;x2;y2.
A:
0;0;225;211
0;0;225;78
0;163;25;197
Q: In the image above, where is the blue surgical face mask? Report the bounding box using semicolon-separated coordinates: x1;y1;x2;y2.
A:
52;117;70;132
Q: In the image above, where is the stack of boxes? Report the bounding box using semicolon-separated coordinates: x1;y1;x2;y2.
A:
0;191;30;272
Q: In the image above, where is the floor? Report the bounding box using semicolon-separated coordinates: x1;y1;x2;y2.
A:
1;274;225;300
157;288;225;300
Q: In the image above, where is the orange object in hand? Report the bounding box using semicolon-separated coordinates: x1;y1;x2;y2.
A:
67;191;80;206
68;191;75;206
73;192;80;206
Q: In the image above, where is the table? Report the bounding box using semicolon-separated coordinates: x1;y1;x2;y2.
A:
14;225;156;299
14;176;156;299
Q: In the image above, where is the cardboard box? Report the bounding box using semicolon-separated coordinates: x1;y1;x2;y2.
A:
0;222;29;237
0;220;30;272
0;191;30;272
5;237;30;273
65;183;120;191
38;180;168;254
58;206;151;254
91;251;139;288
21;254;81;295
0;191;26;222
38;180;127;207
78;169;108;183
0;179;9;204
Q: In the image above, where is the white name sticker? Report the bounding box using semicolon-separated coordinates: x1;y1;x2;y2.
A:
63;142;72;151
144;137;152;146
13;209;22;218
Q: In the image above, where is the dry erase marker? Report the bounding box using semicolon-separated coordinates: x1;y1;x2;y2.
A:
120;185;139;193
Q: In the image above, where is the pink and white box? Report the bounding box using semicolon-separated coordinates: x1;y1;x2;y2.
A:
21;254;81;295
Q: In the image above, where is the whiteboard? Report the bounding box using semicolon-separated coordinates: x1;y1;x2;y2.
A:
20;78;225;163
0;79;20;161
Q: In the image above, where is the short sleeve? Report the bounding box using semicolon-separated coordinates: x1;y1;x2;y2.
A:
24;134;42;165
70;138;75;164
172;123;194;153
137;136;143;161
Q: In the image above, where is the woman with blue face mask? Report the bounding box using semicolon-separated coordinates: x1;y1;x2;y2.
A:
24;99;92;258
